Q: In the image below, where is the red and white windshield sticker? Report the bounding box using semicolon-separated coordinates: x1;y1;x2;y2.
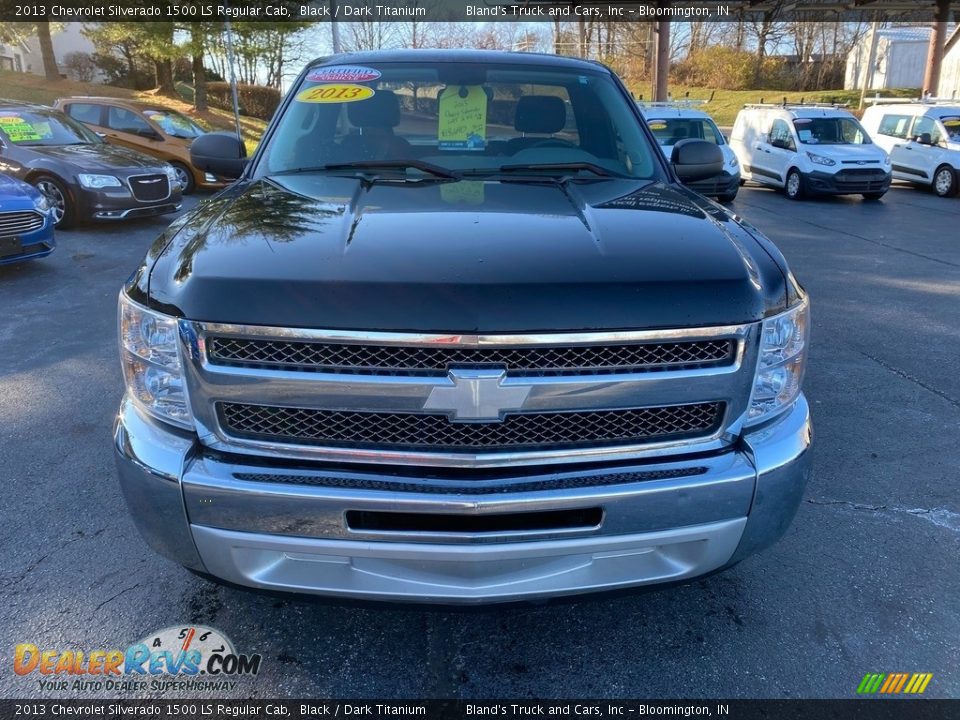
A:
306;66;381;84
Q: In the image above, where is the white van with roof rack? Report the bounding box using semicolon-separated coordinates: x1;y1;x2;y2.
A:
730;103;891;200
639;101;740;202
860;99;960;197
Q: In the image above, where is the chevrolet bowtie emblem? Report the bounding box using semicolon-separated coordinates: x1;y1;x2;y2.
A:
423;369;531;422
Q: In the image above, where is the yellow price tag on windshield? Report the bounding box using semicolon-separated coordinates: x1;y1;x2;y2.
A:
439;86;487;151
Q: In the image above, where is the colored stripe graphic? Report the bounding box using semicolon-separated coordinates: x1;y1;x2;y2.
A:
857;672;932;694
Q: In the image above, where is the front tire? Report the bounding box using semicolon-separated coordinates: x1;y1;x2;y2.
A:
717;190;738;203
784;169;804;200
932;165;957;198
170;162;196;195
33;175;75;229
862;192;886;201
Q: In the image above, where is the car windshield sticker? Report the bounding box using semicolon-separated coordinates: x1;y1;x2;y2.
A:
438;85;487;151
306;66;380;83
441;181;484;205
295;84;375;104
648;121;667;130
943;117;960;127
0;115;42;142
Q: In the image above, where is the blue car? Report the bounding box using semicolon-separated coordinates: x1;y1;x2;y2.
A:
0;173;55;265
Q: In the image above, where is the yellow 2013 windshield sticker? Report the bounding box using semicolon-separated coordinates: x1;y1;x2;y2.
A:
438;86;487;151
0;115;42;142
648;121;668;131
295;84;374;104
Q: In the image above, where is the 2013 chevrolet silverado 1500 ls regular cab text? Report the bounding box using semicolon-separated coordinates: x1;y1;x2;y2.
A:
114;50;812;604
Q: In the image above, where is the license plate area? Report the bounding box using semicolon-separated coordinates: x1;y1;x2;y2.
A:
0;236;22;258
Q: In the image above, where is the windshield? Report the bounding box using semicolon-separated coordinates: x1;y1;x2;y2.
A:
647;117;723;146
259;61;659;180
792;117;871;145
942;116;960;141
0;109;100;146
143;109;206;139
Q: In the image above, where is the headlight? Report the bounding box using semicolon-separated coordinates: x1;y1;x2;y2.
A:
118;292;193;429
748;298;809;425
805;152;836;167
163;166;178;185
882;154;891;166
33;193;51;212
727;155;739;168
78;174;123;189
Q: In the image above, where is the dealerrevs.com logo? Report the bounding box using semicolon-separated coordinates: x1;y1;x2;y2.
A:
14;625;262;693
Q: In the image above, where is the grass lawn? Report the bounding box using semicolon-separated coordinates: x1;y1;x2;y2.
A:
0;71;266;154
632;85;921;125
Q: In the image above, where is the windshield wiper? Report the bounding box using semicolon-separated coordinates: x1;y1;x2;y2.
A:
304;159;460;180
495;162;629;179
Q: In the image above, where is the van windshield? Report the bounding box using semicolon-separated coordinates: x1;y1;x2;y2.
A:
258;61;660;180
792;117;871;145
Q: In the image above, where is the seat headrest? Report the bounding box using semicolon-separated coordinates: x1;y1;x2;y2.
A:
347;89;400;129
514;96;566;134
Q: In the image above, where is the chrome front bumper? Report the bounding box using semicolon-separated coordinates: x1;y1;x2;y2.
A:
114;396;812;603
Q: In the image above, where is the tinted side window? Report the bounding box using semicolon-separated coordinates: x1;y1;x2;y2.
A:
769;119;795;150
106;107;151;134
65;103;102;125
877;114;912;139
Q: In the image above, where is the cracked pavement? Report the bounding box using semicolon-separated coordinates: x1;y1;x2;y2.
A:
1;182;958;699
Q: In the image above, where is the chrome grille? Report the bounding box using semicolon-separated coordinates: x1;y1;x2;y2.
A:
128;174;170;202
207;336;735;376
218;402;724;451
0;210;44;237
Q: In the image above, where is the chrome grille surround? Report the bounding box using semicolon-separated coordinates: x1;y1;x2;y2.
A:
207;336;735;376
179;322;760;468
127;174;171;202
0;210;44;237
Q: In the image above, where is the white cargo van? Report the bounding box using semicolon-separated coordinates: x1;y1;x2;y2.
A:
861;101;960;197
730;104;891;200
639;102;741;202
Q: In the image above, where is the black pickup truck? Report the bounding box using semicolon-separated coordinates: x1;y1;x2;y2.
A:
114;50;811;603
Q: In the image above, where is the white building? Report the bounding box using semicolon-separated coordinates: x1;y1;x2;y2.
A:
939;32;960;99
845;26;934;91
0;30;30;74
21;23;105;81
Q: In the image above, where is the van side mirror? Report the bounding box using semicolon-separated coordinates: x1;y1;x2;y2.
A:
913;132;933;145
671;139;724;182
137;127;163;141
190;132;248;180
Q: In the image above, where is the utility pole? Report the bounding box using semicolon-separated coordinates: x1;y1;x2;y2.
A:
858;20;880;110
330;0;342;53
922;0;951;97
224;18;243;146
652;19;670;102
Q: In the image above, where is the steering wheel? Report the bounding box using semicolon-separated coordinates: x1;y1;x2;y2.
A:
528;138;577;149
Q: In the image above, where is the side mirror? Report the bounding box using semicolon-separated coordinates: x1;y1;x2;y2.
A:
190;132;248;180
914;132;933;145
671;139;724;182
136;128;163;141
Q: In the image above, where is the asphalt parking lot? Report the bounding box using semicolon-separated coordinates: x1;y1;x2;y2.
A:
1;182;958;700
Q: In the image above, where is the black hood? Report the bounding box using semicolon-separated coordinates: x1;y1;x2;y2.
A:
142;176;788;332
